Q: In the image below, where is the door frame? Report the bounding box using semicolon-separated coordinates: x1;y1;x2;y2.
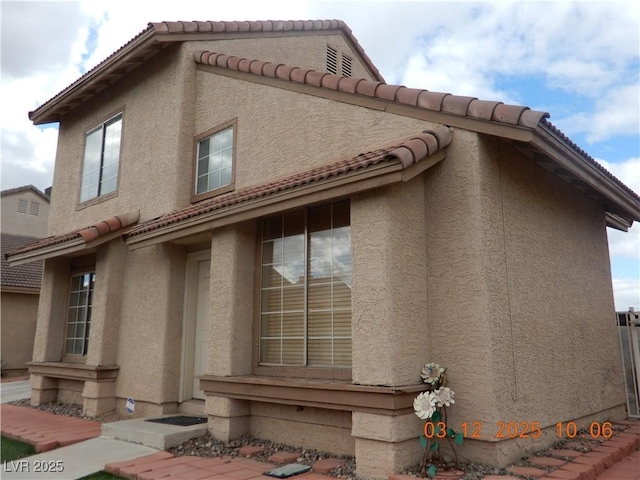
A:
179;250;211;403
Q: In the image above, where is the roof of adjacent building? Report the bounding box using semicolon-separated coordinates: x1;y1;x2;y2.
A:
1;185;50;203
1;234;43;290
28;19;383;125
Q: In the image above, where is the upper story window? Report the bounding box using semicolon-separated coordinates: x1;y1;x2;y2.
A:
193;122;236;201
259;201;352;370
80;113;123;204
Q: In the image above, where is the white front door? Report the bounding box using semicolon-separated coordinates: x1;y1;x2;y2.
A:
182;252;211;403
192;259;210;400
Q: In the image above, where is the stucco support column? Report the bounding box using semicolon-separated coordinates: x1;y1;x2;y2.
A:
31;257;70;363
30;257;69;406
83;380;117;416
350;179;428;478
204;221;256;440
114;244;185;415
30;375;58;406
351;178;428;386
86;240;127;366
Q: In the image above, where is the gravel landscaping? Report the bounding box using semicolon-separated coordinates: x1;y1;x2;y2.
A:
168;432;356;478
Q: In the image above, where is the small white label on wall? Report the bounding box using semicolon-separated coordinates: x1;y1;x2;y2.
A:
126;397;135;415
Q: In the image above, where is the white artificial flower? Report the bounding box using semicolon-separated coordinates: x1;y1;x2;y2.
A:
432;387;455;407
420;363;445;385
413;391;437;419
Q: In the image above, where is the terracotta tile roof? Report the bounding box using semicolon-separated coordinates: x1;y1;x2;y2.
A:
1;185;50;202
194;50;550;129
6;212;139;261
29;19;382;125
125;128;452;240
153;20;383;80
1;234;43;290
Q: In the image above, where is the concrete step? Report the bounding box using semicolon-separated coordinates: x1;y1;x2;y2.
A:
101;415;207;450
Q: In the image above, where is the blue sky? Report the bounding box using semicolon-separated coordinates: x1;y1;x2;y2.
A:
1;0;638;309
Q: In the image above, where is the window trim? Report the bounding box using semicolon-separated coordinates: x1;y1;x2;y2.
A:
252;200;352;381
77;109;125;208
191;118;237;203
62;268;95;361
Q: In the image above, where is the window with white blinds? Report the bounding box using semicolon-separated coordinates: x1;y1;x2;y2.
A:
260;201;352;368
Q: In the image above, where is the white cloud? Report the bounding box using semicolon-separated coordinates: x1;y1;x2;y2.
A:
597;157;640;196
558;85;640;143
612;277;640;311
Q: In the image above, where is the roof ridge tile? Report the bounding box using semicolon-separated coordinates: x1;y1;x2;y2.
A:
194;50;553;133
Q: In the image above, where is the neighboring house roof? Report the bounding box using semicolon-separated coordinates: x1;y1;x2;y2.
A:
1;234;43;292
28;19;383;125
123;128;452;247
6;211;139;266
194;50;640;228
1;185;50;203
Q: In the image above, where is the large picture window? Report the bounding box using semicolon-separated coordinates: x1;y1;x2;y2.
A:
65;272;95;356
260;201;352;368
80;114;122;203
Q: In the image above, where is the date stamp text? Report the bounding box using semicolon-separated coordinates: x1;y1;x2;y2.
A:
423;421;614;440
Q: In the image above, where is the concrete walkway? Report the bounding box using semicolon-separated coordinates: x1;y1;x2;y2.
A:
1;379;31;403
1;437;157;479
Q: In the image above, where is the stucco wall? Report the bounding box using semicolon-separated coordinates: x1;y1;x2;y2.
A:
115;243;186;413
189;33;375;80
419;131;624;463
1;292;38;372
479;136;624;426
48;44;191;235
1;191;49;237
46;33;376;237
250;403;354;455
194;72;431;193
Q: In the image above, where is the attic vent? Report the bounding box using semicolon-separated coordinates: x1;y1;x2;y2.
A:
30;201;40;216
17;198;27;213
326;45;338;74
341;54;352;77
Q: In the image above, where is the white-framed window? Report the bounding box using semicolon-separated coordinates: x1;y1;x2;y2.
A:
17;198;27;213
65;271;95;356
195;126;234;196
260;200;352;368
80;113;123;203
29;201;39;216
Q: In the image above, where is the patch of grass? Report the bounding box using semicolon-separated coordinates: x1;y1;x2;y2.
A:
0;436;36;463
78;472;126;480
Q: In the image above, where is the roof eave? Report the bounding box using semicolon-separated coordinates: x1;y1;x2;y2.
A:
606;213;633;232
29;27;159;125
532;123;640;224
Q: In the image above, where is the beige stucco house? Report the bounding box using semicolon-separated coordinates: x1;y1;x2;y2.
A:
1;185;50;376
7;20;640;477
